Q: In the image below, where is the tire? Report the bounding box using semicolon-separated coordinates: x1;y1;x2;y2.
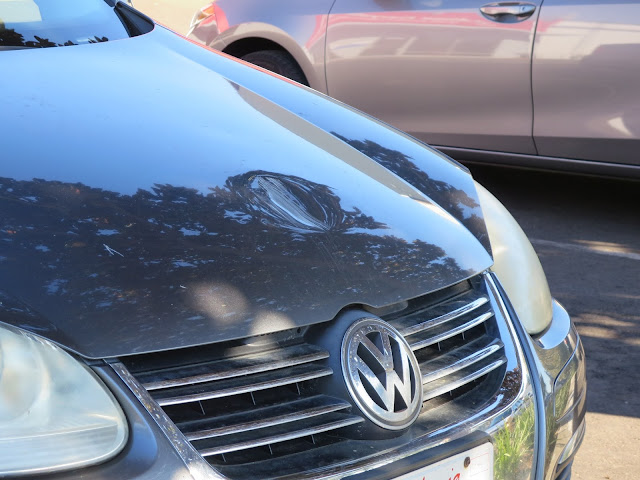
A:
241;50;308;86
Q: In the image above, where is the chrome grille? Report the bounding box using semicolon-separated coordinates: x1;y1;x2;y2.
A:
193;409;362;457
139;343;330;392
152;362;334;406
120;276;511;478
122;337;364;466
386;286;506;403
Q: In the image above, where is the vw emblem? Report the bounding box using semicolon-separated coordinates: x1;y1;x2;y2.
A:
341;317;423;430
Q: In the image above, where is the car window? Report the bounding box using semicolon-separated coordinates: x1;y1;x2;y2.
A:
0;0;137;50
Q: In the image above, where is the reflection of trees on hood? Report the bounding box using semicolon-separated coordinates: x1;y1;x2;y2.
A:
0;27;26;46
0;26;106;48
332;134;489;250
0;172;472;352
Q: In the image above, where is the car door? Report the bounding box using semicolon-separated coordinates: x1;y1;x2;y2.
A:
325;0;543;154
532;0;640;165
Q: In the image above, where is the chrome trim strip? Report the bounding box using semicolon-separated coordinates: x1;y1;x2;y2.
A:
155;365;333;406
398;296;489;337
409;311;494;351
184;397;352;440
110;362;221;480
422;357;507;401
142;344;329;391
485;272;546;480
421;339;504;384
198;417;365;456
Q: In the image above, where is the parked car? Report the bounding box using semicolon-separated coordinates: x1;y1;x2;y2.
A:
181;0;640;178
1;1;584;479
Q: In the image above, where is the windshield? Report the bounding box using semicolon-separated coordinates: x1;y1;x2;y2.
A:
0;0;132;49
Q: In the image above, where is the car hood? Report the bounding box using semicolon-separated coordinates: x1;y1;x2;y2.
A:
0;27;492;359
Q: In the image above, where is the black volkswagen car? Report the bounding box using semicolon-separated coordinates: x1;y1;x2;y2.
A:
0;1;585;479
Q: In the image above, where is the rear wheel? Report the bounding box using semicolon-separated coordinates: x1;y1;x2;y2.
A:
240;50;308;86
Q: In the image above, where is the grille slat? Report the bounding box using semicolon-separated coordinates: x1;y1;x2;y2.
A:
408;311;494;351
140;344;329;391
180;396;352;440
194;413;365;456
420;337;504;384
152;363;333;406
423;357;507;401
395;295;490;337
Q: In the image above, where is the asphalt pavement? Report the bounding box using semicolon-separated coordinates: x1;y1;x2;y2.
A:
468;165;640;480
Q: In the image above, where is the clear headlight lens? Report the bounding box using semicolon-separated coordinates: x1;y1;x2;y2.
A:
0;323;128;476
476;182;553;335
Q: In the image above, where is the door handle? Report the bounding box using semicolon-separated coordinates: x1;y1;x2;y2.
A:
480;2;536;21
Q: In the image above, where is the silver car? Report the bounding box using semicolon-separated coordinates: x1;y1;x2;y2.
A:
183;0;640;178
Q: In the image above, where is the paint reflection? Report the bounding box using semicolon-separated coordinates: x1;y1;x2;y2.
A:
333;134;489;249
0;170;475;357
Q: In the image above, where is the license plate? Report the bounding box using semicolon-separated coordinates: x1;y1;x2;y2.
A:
392;443;493;480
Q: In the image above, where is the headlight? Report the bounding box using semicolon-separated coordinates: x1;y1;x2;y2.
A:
0;323;128;476
476;182;553;335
